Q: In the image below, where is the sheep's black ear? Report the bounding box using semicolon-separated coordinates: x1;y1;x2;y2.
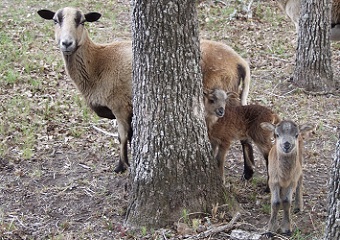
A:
37;9;55;20
85;12;101;22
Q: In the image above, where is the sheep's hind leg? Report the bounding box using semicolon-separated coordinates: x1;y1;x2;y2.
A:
240;139;255;180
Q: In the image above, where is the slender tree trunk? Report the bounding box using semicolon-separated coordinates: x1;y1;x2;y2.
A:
293;0;334;91
324;136;340;239
126;0;227;229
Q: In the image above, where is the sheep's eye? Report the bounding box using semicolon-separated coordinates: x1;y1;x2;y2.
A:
79;20;86;25
275;133;279;138
53;19;58;25
209;99;215;104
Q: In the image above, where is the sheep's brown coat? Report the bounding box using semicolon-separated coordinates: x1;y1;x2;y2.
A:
38;7;132;173
261;120;313;236
201;40;250;105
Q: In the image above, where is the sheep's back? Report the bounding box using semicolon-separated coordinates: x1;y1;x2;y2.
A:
200;40;247;93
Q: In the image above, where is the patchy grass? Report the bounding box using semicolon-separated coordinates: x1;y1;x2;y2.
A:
0;0;339;239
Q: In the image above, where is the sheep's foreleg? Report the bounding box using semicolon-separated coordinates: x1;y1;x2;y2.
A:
268;186;280;233
215;145;229;184
281;186;294;236
114;119;131;173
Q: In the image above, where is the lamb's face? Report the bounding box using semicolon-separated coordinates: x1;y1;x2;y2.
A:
274;121;299;154
53;7;86;55
203;89;227;118
37;7;101;55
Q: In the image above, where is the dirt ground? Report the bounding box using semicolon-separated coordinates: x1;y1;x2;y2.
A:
0;0;339;239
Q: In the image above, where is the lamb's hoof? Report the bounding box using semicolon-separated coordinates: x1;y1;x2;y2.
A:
293;207;301;214
262;232;274;238
264;186;270;193
114;164;127;173
243;169;254;180
282;230;292;237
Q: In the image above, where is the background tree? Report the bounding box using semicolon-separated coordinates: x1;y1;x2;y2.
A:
126;0;227;229
324;135;340;239
292;0;335;91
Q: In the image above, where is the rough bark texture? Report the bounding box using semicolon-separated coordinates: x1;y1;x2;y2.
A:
293;0;335;91
324;136;340;239
126;0;227;229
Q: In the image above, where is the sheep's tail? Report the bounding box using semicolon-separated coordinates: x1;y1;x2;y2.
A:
240;64;251;106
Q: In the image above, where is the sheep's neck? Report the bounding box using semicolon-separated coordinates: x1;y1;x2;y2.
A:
277;151;299;180
62;33;95;95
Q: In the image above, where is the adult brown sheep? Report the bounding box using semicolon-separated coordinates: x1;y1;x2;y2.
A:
37;7;251;173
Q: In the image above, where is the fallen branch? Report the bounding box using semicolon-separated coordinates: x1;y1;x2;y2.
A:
187;212;241;239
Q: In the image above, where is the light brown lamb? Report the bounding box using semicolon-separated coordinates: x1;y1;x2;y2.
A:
261;120;313;236
38;7;251;173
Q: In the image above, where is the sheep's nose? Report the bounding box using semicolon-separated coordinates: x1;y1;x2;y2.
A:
216;107;224;117
62;40;73;48
283;142;291;151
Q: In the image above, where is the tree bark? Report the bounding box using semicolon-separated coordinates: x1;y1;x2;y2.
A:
292;0;334;91
126;0;227;229
324;136;340;239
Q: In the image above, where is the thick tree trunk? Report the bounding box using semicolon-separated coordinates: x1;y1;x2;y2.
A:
293;0;334;91
126;0;227;229
324;136;340;239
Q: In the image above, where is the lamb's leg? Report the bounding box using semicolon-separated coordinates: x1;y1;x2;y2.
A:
267;186;280;234
215;145;229;184
281;186;294;236
294;174;303;213
240;139;255;180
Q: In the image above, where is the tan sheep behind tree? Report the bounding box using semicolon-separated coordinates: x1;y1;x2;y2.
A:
38;7;251;174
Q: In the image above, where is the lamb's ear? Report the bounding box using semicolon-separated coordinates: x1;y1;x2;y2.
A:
261;122;275;132
37;10;55;20
85;12;101;22
203;89;212;97
299;124;314;139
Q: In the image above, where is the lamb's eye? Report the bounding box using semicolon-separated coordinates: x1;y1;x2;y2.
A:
209;99;215;104
80;20;86;25
275;133;279;138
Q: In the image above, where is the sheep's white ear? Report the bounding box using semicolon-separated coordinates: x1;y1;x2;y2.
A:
260;122;275;132
37;10;55;20
299;124;314;139
85;12;101;22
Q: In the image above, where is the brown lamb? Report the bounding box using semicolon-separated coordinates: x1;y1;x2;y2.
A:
204;89;280;186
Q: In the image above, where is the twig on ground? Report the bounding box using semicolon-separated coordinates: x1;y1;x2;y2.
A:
186;212;241;239
92;125;119;139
